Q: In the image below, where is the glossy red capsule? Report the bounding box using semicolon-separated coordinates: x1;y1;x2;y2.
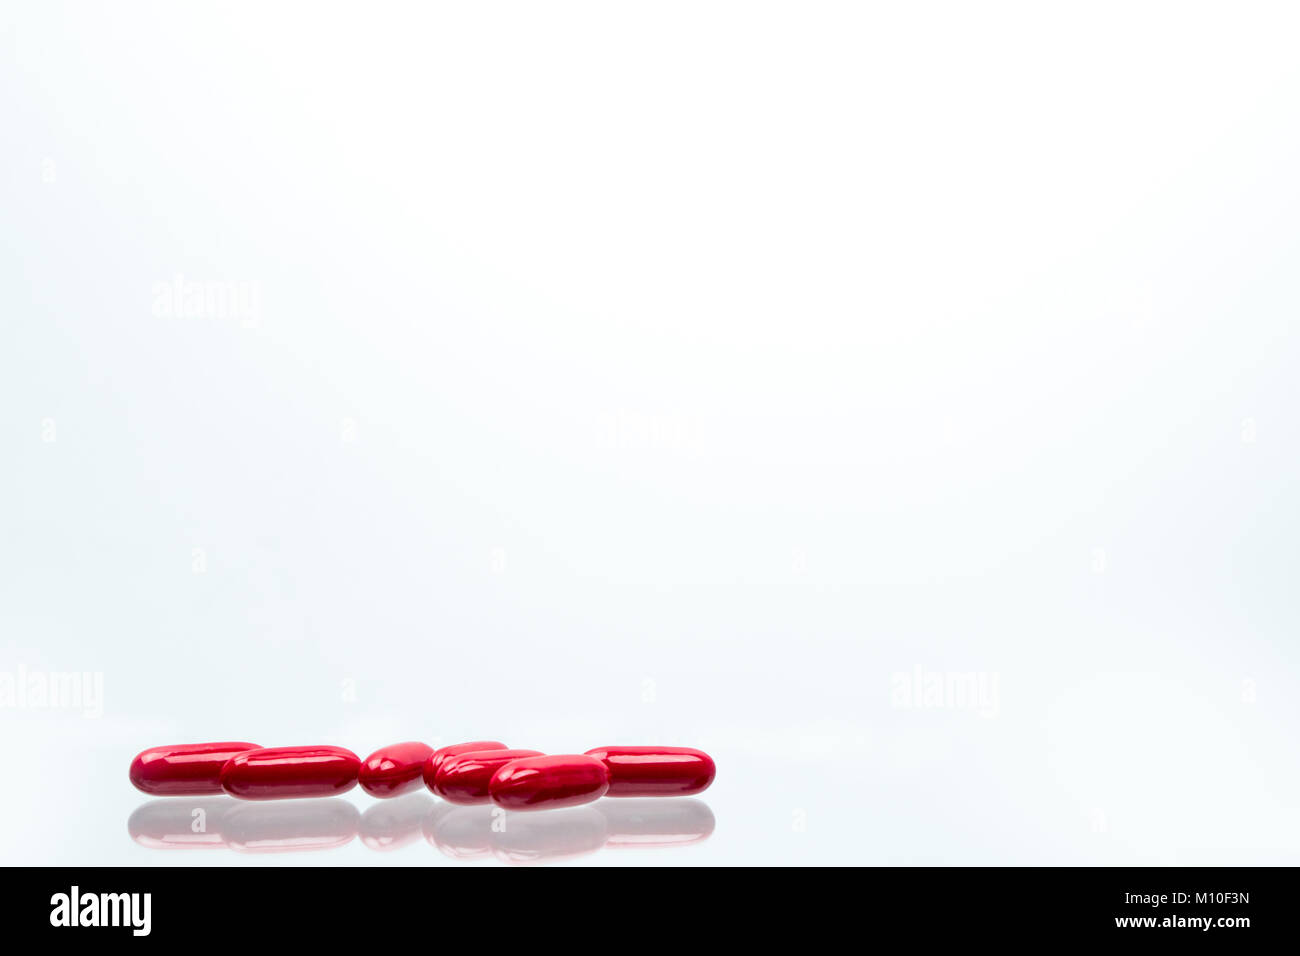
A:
358;741;434;798
423;741;508;791
433;749;544;805
219;746;360;800
129;742;262;796
584;746;716;797
489;754;610;811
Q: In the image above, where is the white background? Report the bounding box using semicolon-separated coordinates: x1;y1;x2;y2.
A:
2;1;1299;865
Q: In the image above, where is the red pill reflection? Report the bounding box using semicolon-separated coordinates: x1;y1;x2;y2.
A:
597;798;716;848
420;804;610;864
359;793;434;851
490;807;607;865
221;799;360;853
424;804;495;860
128;795;715;860
127;799;232;849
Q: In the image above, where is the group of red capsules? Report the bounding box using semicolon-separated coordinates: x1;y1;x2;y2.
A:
130;741;716;810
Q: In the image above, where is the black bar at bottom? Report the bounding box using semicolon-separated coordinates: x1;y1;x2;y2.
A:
7;866;1285;942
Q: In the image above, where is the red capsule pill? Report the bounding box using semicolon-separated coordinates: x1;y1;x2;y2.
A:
219;746;361;800
433;749;544;805
584;746;716;797
129;742;262;796
488;754;610;811
423;740;508;790
358;741;434;798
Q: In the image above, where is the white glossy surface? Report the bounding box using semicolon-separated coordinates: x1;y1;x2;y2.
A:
2;2;1299;865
